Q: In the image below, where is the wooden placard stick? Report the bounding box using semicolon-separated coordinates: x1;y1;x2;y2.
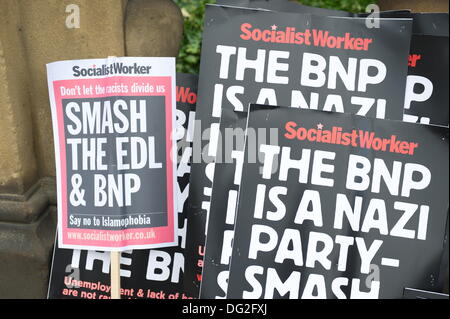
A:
110;251;121;299
106;55;121;300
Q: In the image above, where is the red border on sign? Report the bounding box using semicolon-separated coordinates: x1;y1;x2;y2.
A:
53;76;175;248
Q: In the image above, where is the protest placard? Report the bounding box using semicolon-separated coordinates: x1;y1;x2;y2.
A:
47;57;177;251
192;4;413;298
47;73;198;299
227;104;449;299
403;13;449;127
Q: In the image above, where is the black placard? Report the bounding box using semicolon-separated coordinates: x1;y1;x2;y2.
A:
403;14;449;127
227;104;449;299
191;4;413;298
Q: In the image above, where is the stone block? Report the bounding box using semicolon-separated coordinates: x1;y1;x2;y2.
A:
0;202;56;298
0;0;38;196
17;0;127;178
125;0;184;57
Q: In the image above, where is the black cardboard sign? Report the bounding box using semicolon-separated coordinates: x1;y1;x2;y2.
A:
227;105;449;299
403;14;449;127
192;4;413;298
403;288;449;299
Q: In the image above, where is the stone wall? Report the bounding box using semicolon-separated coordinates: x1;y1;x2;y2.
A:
0;0;183;298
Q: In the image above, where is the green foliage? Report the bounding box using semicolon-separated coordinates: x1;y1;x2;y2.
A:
173;0;216;74
298;0;374;13
174;0;376;74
